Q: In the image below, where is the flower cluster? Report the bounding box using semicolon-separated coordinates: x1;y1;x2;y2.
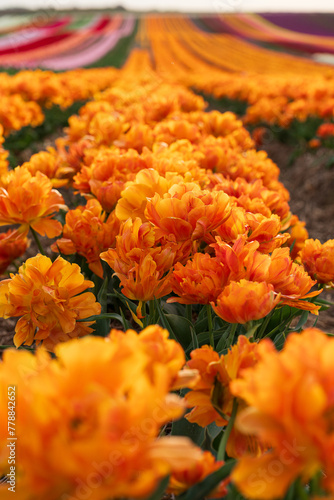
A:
34;57;318;327
0;36;333;500
299;238;334;288
0;67;119;135
0;325;226;500
0;254;101;349
231;328;334;499
0;166;66;238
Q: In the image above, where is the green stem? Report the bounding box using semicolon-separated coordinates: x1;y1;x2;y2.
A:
309;471;323;495
142;301;147;327
295;478;308;500
149;299;155;325
186;304;192;323
226;323;237;348
30;227;45;256
257;310;274;339
217;398;238;461
206;304;214;348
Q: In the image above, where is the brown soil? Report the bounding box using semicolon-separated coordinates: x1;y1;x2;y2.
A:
262;139;334;333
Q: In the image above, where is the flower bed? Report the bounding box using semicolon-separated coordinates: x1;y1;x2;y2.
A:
0;49;334;500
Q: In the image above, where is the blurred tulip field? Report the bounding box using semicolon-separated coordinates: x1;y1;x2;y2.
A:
0;10;334;500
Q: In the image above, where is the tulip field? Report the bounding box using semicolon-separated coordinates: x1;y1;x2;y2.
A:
0;12;334;500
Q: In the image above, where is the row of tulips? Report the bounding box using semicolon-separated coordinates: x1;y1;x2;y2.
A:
0;67;119;135
142;17;334;146
1;52;334;499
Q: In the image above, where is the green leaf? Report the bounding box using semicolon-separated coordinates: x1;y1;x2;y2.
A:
156;302;193;350
97;277;108;308
165;314;193;347
171;410;205;447
289;310;309;332
224;482;245;500
190;325;199;350
110;289;138;318
215;324;232;353
176;460;236;500
201;422;223;454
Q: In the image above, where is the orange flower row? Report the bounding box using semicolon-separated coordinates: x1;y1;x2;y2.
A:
0;94;44;135
0;67;119;109
143;16;334;129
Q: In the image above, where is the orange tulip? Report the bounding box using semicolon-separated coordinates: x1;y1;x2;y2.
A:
168;252;229;304
246;213;290;253
168;451;229;497
73;149;147;212
267;247;322;313
88;111;124;145
145;187;231;242
212;279;280;324
0;326;207;500
22;150;70;188
116;168;172;222
212;236;266;283
185;345;228;427
185;337;263;457
0;166;66;238
299;238;334;287
316;123;334;138
52;199;120;278
101;218;178;302
153;119;200;144
0;254;101;350
286;214;309;260
214;206;248;243
0;229;29;275
231;328;334;499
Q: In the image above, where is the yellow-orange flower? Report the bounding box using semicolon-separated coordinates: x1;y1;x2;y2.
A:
212;279;280;324
22;150;70;188
185;336;262;458
185;346;227;427
0;229;29;275
213;206;248;243
145;187;231;242
168;252;229;304
246;213;290;254
168;451;229;497
52;199;120;278
153;119;200;144
231;328;334;499
0;254;101;350
116;168;172;222
299;238;334;287
286;214;309;259
267;247;322;313
0;166;66;237
73;149;147;212
0;124;9;177
212;236;268;283
101;218;180;302
0;327;207;500
88;111;124;145
109;325;194;390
